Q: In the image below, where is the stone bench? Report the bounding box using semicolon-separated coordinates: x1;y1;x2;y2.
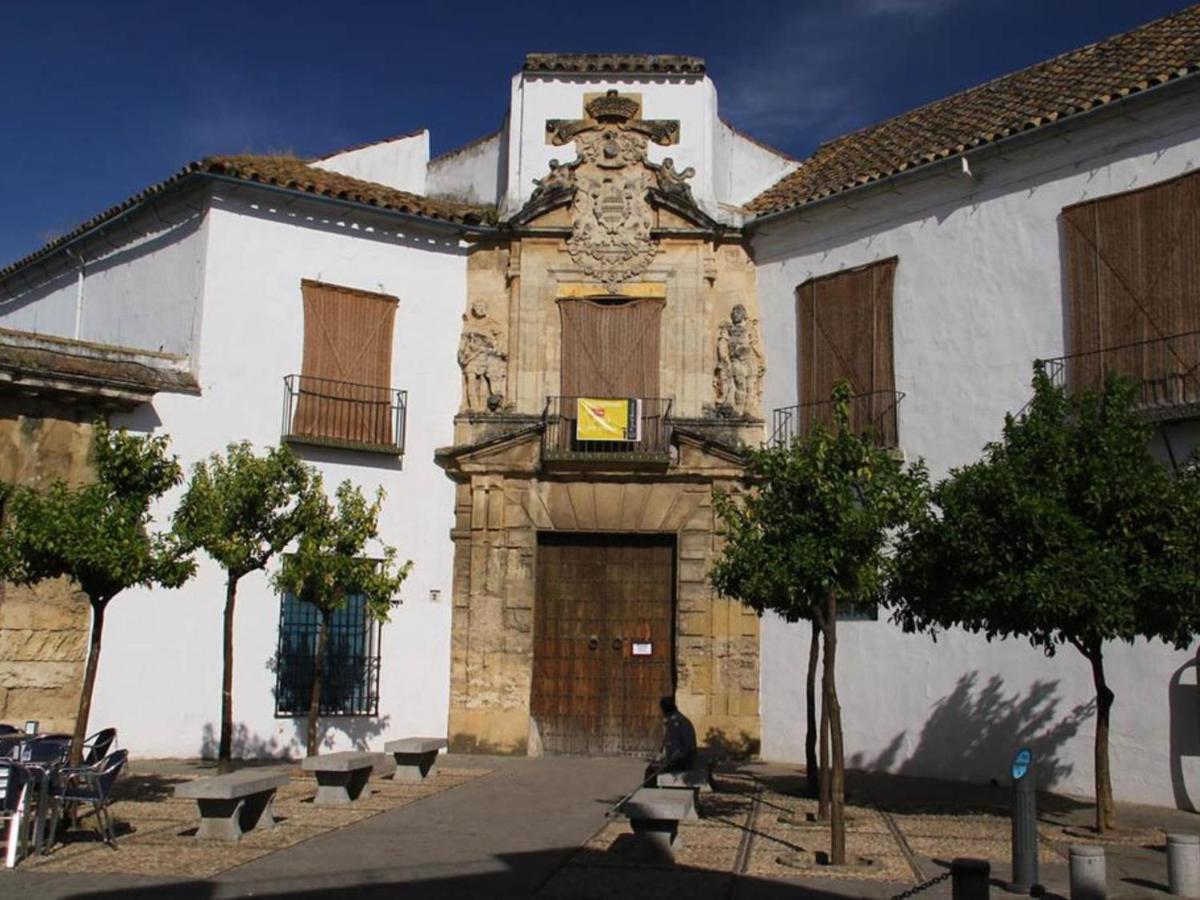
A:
619;787;694;863
654;749;720;816
174;769;290;842
384;737;447;782
301;751;379;806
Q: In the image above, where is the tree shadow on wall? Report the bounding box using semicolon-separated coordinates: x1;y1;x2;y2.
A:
848;671;1094;810
1169;648;1200;812
198;722;291;761
286;713;392;755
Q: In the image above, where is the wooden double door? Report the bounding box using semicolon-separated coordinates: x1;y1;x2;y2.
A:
532;533;676;756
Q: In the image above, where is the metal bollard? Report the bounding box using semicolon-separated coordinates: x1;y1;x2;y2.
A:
952;857;991;900
1168;833;1200;897
1010;760;1039;893
1069;845;1106;899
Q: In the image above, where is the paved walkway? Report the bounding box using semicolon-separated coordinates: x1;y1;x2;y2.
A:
0;756;1195;898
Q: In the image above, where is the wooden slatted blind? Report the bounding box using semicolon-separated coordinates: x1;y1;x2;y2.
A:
559;297;664;398
294;279;398;446
795;258;897;442
1062;170;1200;407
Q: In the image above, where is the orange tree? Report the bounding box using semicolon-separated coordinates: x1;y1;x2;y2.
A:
0;423;194;763
711;384;929;864
892;370;1200;833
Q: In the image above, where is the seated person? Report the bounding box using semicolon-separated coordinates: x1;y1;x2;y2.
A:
644;695;697;784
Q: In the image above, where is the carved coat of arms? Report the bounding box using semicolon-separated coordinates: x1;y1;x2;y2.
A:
532;91;690;291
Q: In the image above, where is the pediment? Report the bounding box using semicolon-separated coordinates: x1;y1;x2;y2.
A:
435;424;543;477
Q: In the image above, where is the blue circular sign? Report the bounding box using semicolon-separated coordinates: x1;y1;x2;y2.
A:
1012;747;1033;780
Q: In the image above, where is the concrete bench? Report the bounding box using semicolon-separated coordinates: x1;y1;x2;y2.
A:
301;751;379;806
384;737;447;782
174;769;289;842
619;787;694;863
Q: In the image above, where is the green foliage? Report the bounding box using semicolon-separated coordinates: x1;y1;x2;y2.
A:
272;480;412;622
891;370;1200;654
711;383;930;621
174;442;319;578
0;421;194;604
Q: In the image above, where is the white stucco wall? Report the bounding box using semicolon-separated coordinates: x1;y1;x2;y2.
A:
714;119;798;209
427;130;504;205
92;188;467;759
313;131;430;195
751;82;1200;807
0;202;207;360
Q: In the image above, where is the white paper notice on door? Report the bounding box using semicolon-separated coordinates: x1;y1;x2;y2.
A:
632;642;652;656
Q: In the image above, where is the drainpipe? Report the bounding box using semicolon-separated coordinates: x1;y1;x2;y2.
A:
65;248;85;340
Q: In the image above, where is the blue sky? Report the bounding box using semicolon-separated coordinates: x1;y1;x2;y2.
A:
0;0;1189;265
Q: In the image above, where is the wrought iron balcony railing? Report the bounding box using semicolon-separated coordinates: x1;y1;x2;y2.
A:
542;396;673;464
1040;329;1200;421
282;374;407;455
771;390;904;449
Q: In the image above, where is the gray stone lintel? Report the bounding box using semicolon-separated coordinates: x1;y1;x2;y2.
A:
301;751;379;773
175;770;290;800
384;737;448;754
621;787;694;822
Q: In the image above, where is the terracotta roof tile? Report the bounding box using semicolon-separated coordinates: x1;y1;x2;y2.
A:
748;5;1200;216
0;155;494;282
523;53;705;75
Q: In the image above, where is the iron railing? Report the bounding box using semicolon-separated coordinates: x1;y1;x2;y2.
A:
1040;329;1200;420
771;390;904;449
542;396;673;463
282;374;407;455
274;593;381;718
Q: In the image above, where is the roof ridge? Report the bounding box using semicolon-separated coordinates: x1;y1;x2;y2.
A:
310;129;428;162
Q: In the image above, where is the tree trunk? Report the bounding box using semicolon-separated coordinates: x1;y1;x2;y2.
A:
822;591;846;866
819;658;831;822
218;573;239;773
306;611;331;757
806;621;821;798
70;600;106;766
1087;644;1116;833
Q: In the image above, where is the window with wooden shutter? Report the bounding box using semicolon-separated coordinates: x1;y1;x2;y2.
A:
1062;171;1200;411
292;279;399;449
559;297;664;398
794;258;898;445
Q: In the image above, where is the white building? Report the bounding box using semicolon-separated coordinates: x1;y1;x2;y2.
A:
1;8;1198;807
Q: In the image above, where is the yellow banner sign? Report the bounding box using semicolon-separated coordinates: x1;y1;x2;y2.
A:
576;398;641;442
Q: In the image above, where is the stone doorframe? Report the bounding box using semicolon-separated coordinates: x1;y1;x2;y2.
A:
435;427;761;757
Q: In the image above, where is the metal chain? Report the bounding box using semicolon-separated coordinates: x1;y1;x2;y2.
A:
888;869;952;900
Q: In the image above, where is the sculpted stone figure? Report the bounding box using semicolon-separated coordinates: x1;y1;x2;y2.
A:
458;301;507;412
654;157;696;203
529;158;577;205
714;304;764;417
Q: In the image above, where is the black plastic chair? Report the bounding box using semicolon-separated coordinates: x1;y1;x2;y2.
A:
81;729;117;767
17;737;70;767
48;749;127;847
0;761;32;866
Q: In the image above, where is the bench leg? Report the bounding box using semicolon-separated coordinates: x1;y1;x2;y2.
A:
392;750;439;782
314;768;372;806
241;790;278;832
195;798;246;842
629;818;681;863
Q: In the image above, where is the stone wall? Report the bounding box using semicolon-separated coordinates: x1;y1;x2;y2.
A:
0;397;93;733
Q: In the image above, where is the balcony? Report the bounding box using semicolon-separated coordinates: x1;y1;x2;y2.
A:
282;374;407;456
542;396;673;466
771;390;904;449
1041;330;1200;422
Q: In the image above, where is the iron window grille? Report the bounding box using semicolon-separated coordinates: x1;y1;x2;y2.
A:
274;591;382;718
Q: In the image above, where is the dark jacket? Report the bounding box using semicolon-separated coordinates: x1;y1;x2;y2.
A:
660;710;697;770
